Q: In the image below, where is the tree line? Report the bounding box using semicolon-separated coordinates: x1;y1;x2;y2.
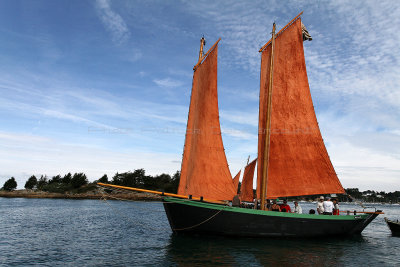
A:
1;169;180;194
345;188;400;204
1;172;399;203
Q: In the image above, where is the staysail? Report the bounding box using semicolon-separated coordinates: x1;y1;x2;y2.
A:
239;158;257;202
178;40;237;201
232;170;241;194
257;17;345;199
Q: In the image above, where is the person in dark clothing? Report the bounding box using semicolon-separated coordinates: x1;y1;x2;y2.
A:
232;195;241;207
271;200;281;212
265;199;272;211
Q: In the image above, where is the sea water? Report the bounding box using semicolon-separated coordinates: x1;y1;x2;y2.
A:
1;198;399;266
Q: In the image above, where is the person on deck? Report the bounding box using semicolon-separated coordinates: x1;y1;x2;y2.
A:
333;199;340;215
265;199;272;211
271;200;281;212
253;198;260;210
232;194;241;207
323;197;334;215
293;201;302;214
317;196;325;214
280;200;291;213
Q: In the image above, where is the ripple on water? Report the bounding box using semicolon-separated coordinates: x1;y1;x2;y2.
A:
1;199;399;266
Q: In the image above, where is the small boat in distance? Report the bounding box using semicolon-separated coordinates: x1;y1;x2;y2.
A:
385;217;400;236
98;12;383;237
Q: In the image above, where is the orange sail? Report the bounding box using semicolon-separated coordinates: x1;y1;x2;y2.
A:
232;170;241;194
257;17;345;198
178;40;237;201
240;158;257;202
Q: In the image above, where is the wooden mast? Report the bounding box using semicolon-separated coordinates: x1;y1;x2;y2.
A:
198;37;206;62
260;23;276;210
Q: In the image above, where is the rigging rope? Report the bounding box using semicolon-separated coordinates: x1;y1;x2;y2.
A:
171;204;229;231
97;186;230;232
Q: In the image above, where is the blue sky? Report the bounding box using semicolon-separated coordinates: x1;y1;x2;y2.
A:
0;0;399;191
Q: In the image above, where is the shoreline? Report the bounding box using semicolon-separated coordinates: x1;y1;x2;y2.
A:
0;190;162;201
1;190;398;205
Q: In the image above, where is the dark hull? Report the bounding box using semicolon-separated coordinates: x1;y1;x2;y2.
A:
163;198;380;237
385;218;400;236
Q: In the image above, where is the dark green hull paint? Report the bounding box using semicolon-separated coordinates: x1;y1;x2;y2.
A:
163;197;380;237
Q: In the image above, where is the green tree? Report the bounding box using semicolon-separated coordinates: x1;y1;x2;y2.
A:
37;175;48;191
98;174;109;183
62;173;72;184
112;169;146;187
170;171;180;193
49;175;62;184
24;175;38;190
2;177;17;191
71;173;88;188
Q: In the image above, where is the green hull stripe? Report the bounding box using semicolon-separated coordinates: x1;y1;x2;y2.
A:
164;197;369;221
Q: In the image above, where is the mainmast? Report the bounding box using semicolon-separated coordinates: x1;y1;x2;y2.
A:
198;36;206;61
260;23;276;210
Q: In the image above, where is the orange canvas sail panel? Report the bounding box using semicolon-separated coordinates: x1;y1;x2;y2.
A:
232;170;241;193
257;18;345;198
178;40;237;201
240;158;257;202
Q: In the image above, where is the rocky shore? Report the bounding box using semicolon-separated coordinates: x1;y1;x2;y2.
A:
0;189;162;201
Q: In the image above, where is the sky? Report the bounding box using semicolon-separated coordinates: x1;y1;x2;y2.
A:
0;0;399;192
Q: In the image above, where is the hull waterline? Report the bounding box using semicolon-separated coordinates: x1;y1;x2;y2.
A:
163;198;380;237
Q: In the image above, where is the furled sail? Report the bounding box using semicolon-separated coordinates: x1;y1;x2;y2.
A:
257;18;345;199
232;170;241;194
240;158;257;202
178;40;237;201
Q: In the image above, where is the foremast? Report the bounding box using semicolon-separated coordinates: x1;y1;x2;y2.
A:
260;23;276;210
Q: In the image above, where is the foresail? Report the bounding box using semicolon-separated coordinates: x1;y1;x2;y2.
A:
240;158;257;202
232;170;241;194
257;18;345;198
178;41;237;201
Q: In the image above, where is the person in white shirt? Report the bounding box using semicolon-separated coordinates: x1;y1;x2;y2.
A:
293;201;302;214
317;196;325;214
323;197;334;215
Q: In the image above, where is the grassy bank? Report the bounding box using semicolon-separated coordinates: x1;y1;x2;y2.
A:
0;189;162;201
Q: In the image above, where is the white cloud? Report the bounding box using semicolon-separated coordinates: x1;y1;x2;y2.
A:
0;131;181;189
95;0;131;44
125;48;142;62
220;110;258;127
328;139;400;192
153;78;184;88
221;127;257;140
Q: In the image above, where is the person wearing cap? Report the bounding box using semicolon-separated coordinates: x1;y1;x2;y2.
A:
317;196;325;214
323;197;334;215
293;201;302;214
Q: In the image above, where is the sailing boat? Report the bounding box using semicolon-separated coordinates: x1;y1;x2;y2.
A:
163;12;382;237
99;13;382;237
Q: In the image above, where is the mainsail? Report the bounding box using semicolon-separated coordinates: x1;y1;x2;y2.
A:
178;40;237;201
257;17;345;199
239;158;257;202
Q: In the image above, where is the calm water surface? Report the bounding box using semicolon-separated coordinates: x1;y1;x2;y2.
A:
1;198;399;266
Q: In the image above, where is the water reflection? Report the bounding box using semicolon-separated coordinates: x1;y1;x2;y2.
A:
165;233;369;266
